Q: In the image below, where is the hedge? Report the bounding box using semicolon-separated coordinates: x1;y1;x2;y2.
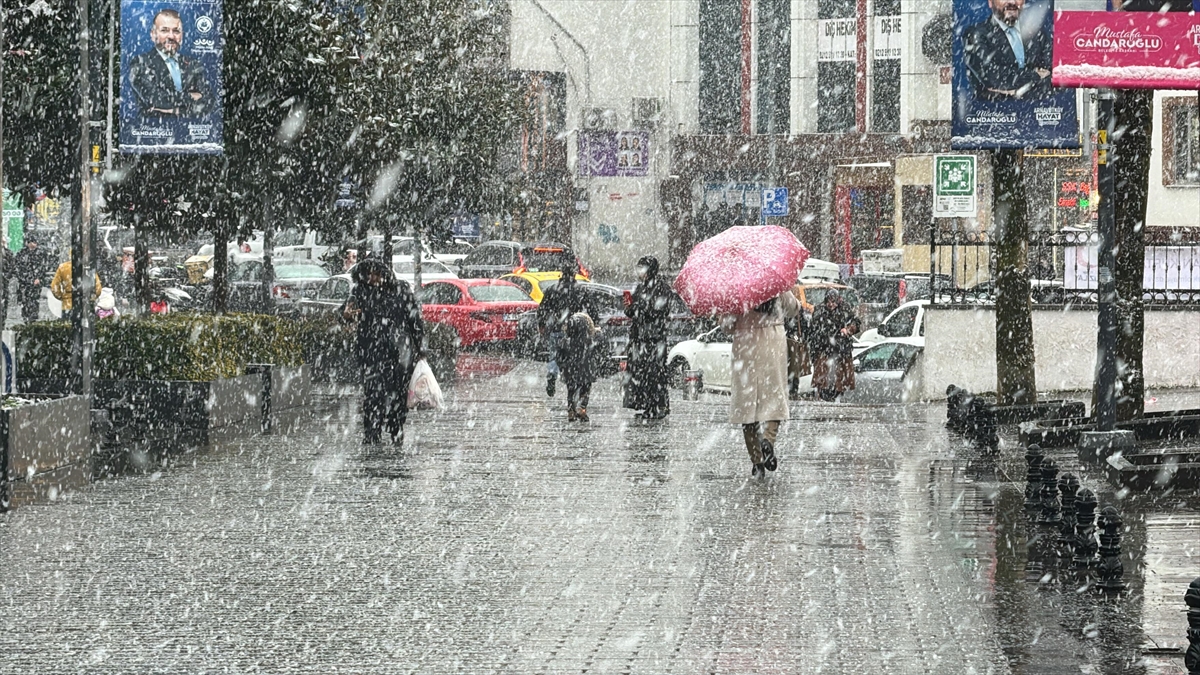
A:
16;314;303;382
293;313;458;384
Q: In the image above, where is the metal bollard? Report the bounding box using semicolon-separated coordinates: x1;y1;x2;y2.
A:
1057;473;1080;556
682;370;701;401
1037;458;1061;525
1094;506;1127;593
1072;488;1098;570
245;363;274;435
1185;577;1200;675
1024;445;1044;510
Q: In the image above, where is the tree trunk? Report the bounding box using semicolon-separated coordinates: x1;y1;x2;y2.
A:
261;193;275;314
993;149;1037;406
134;225;150;314
1111;89;1151;421
212;223;228;314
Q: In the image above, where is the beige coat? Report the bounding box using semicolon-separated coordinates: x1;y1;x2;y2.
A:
724;292;800;425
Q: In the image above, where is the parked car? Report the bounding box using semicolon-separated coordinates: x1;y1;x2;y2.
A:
500;271;588;303
857;300;928;347
419;279;538;348
225;259;330;314
458;241;589;280
515;282;628;364
297;274;354;317
390;256;459;288
846;273;910;329
274;227;333;264
666;329;922;402
798;257;842;284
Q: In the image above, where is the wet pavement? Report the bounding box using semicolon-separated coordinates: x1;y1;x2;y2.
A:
1;355;1198;674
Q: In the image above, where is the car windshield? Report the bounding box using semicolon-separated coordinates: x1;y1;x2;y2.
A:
275;264;328;280
469;285;531;303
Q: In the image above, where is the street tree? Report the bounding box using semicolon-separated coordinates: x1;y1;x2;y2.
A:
993;149;1037;406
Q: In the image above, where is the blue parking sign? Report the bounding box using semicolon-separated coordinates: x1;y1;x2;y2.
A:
761;188;789;217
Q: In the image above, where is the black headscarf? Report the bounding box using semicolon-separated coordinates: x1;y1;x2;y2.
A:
636;255;659;280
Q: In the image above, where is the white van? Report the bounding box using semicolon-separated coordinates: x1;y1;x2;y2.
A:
798;257;841;284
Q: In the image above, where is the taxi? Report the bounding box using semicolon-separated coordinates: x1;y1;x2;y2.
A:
500;270;589;304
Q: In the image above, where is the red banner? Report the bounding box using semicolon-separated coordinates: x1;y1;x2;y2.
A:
1052;11;1200;90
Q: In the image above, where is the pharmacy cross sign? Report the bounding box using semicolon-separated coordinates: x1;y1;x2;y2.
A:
933;155;977;218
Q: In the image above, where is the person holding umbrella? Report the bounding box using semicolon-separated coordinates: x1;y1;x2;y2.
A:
724;291;801;478
623;255;672;419
672;225;810;478
808;290;861;402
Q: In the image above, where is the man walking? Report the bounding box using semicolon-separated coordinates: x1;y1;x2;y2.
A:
537;261;597;397
14;238;48;322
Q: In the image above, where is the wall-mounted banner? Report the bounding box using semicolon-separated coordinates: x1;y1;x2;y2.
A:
578;131;650;177
1052;12;1200;90
818;18;858;62
874;15;902;60
119;0;224;154
952;0;1079;149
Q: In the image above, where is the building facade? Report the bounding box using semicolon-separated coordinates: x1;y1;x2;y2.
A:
509;0;1200;278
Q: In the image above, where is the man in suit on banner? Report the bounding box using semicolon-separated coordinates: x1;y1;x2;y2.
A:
963;0;1053;101
128;8;213;118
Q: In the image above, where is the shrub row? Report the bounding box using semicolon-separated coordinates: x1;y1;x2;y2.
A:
16;314;303;382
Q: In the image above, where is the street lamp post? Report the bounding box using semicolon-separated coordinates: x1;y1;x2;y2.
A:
70;0;95;398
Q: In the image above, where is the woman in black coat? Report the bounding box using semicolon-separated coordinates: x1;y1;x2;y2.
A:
623;255;672;419
344;260;425;445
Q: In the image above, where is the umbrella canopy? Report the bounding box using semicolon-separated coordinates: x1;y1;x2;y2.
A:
673;225;810;315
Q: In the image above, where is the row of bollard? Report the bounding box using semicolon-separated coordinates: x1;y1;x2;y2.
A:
1026;444;1200;672
945;385;998;450
1024;444;1123;591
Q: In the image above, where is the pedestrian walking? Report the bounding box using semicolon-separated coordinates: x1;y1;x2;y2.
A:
623;255;672;419
724;291;800;478
537;261;597;398
343;259;425;446
808;290;861;402
50;257;102;314
557;312;599;422
14;238;48;322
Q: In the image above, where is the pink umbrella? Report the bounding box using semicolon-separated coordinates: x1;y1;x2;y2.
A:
673;225;810;315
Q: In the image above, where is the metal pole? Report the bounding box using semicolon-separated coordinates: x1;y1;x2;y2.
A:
71;0;94;399
0;0;7;335
104;0;115;170
766;0;779;206
1094;89;1117;431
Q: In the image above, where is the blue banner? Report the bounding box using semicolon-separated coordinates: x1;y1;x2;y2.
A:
951;0;1078;149
119;0;223;154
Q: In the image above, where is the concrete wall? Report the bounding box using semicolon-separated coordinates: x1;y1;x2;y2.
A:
3;395;91;508
922;306;1200;400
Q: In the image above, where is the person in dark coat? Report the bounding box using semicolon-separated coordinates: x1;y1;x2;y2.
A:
127;9;214;118
537;261;598;397
807;290;861;402
623;255;672;419
557;313;598;422
14;239;49;322
343;259;424;445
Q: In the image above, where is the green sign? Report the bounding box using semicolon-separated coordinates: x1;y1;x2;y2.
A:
2;189;22;252
933;155;977;218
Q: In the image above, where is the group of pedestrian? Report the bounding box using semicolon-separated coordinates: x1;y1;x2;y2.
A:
10;238;111;323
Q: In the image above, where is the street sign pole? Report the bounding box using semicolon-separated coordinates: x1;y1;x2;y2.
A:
1094;89;1117;432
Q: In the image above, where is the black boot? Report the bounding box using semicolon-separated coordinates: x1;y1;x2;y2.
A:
547;373;557;397
751;463;766;478
761;438;778;471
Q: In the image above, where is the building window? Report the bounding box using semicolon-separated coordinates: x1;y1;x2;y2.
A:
756;0;790;135
871;0;900;133
1163;96;1200;186
817;0;857;133
699;0;742;134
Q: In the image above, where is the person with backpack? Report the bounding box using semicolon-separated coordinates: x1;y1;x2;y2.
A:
536;260;597;397
557;313;599;422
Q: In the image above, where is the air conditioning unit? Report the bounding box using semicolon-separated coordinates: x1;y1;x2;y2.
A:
631;97;663;129
582;107;617;131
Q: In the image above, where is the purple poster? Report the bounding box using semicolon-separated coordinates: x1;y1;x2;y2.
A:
578;131;650;177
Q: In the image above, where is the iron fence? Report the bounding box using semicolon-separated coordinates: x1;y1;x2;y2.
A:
929;227;1200;306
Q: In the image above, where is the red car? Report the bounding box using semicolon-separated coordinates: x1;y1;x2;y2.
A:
419;279;538;348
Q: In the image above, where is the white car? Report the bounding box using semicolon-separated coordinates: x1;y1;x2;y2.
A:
391;255;459;288
667;329;924;402
856;300;928;348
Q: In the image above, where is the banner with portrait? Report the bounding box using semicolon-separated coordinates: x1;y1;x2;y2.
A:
119;0;224;154
951;0;1078;149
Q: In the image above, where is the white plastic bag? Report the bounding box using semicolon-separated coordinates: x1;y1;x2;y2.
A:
407;359;444;411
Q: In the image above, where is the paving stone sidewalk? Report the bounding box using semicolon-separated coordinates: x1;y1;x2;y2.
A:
0;358;1033;673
